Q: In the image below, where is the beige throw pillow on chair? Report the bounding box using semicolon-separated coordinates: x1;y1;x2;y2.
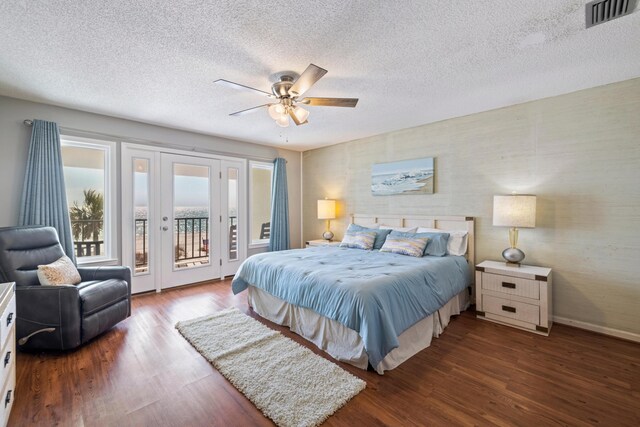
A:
37;255;81;286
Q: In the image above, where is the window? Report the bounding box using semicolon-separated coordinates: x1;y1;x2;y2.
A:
61;137;116;263
249;161;273;246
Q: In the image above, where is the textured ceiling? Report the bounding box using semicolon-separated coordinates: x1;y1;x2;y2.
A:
1;1;639;151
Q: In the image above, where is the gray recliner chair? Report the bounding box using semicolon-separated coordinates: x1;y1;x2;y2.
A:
0;226;131;350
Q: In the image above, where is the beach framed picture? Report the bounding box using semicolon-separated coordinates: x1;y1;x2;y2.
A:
371;157;434;196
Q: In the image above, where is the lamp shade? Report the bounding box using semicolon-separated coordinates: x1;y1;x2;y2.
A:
493;195;536;228
317;199;336;220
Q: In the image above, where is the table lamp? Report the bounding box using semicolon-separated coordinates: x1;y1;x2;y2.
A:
493;194;536;265
317;199;336;241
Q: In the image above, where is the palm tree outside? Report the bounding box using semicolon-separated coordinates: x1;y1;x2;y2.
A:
69;189;104;242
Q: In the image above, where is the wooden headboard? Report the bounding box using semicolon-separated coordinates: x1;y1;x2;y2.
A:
351;214;475;285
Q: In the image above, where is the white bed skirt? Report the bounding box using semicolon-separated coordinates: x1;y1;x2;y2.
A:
247;286;470;374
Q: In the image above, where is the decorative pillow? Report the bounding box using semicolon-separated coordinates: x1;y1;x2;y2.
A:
347;223;391;249
379;235;429;257
380;225;418;233
390;230;449;257
339;230;377;250
37;256;81;286
416;227;469;256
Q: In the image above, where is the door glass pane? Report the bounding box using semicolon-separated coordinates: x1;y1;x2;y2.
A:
133;158;149;275
250;163;273;243
228;167;238;260
173;163;210;270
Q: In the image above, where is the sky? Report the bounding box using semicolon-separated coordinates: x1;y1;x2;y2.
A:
133;172;237;210
65;167;236;212
64;167;103;206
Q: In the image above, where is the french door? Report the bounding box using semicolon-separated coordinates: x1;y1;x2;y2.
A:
122;144;246;294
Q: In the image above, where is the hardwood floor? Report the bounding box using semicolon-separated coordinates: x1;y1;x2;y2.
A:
10;279;640;426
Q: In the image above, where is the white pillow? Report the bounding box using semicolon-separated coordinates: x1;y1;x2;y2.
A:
416;227;468;256
37;255;81;286
353;223;380;229
379;225;418;233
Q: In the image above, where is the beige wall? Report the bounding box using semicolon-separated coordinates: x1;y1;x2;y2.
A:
303;78;640;335
0;96;303;263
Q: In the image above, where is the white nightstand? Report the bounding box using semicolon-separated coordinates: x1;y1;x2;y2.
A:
475;260;552;335
305;239;341;248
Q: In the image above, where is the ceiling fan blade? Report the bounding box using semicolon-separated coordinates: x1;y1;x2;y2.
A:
229;104;271;116
288;108;308;126
214;79;273;97
288;64;328;97
298;97;359;108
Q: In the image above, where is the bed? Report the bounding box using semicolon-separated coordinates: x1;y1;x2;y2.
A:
232;214;475;374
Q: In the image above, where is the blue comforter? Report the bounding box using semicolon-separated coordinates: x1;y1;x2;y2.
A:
232;247;470;368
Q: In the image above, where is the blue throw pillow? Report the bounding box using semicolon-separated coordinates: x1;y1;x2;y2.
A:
347;224;391;250
389;230;450;256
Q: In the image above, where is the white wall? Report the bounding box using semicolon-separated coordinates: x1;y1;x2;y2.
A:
0;95;303;262
303;78;640;336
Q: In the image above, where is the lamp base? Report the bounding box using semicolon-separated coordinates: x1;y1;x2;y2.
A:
322;230;334;241
502;247;525;266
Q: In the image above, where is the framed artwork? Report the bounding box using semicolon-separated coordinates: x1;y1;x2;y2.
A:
371;157;434;196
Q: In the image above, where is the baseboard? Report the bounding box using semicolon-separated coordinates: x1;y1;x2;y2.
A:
553;316;640;343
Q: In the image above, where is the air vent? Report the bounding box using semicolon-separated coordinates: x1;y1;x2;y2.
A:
586;0;634;28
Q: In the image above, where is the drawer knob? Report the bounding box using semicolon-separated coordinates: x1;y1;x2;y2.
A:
6;312;13;327
3;351;10;368
4;390;10;408
502;305;517;313
501;282;516;289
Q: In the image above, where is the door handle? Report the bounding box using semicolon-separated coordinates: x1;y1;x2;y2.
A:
162;216;168;221
162;226;169;231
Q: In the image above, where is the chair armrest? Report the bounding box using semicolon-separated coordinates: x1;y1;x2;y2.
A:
77;266;131;285
16;285;82;349
77;266;132;316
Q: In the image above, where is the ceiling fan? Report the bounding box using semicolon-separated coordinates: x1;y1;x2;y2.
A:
214;64;358;127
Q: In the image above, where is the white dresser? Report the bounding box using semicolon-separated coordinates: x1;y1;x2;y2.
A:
0;283;15;426
475;261;552;335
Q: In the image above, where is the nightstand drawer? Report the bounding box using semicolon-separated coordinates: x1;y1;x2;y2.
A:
0;328;14;393
483;294;540;325
0;363;15;427
481;273;539;300
0;291;14;351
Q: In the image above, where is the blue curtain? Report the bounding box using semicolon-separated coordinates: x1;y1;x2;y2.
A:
269;158;290;251
19;120;76;262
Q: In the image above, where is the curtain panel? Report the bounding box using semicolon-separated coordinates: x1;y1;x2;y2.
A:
18;120;76;262
269;158;290;251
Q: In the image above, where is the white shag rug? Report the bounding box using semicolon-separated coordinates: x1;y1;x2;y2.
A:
175;308;366;427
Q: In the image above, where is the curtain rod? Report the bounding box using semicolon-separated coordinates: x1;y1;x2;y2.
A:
22;119;283;163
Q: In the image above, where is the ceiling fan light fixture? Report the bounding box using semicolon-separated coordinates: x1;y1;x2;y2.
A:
293;106;310;123
268;103;286;120
275;115;290;127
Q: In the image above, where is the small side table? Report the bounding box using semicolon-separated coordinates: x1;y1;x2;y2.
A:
475;260;552;335
305;239;341;248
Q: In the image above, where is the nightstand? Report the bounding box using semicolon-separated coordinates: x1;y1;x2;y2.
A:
475;260;552;335
305;239;341;248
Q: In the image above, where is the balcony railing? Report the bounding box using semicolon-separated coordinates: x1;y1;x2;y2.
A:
71;219;103;258
174;217;209;262
73;217;237;270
